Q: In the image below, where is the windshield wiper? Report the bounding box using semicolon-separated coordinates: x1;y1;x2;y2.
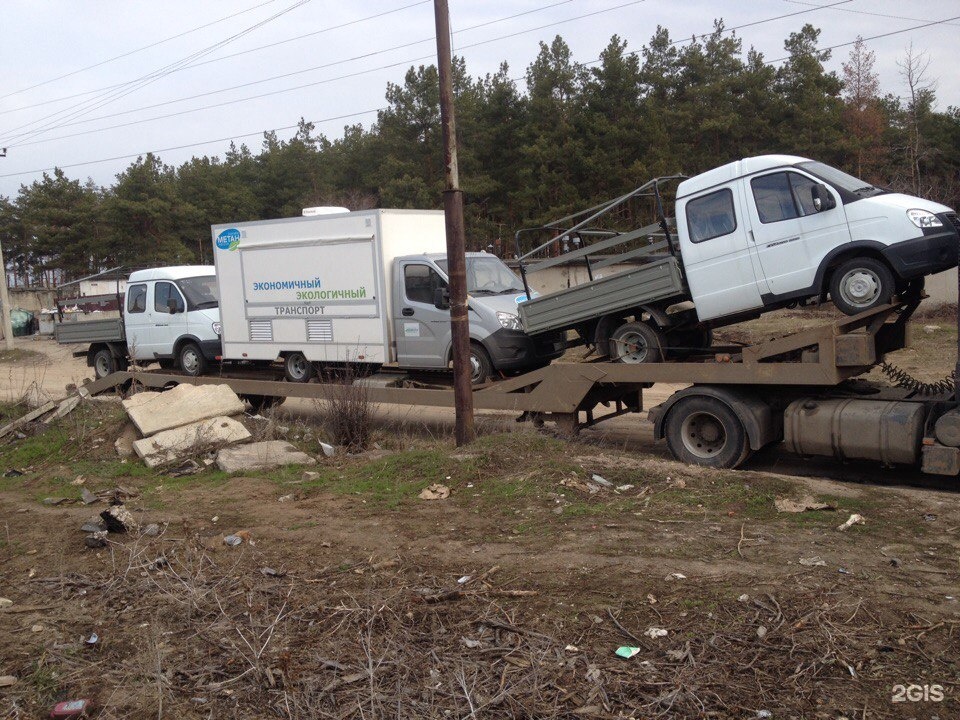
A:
853;185;877;194
194;300;219;309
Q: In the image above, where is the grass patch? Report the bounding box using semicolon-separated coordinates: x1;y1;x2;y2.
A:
0;347;44;363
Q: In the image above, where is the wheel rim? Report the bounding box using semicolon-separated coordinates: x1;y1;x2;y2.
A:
181;348;200;374
680;411;726;459
287;354;309;380
838;269;881;309
613;331;649;363
469;353;484;383
95;354;111;377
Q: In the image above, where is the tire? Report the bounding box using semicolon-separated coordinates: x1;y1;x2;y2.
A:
829;257;895;315
664;396;750;469
93;348;117;379
242;395;286;412
178;342;208;377
469;343;494;385
609;321;663;363
284;352;314;383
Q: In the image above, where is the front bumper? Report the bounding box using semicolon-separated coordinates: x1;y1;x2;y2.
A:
484;328;565;371
882;218;959;279
199;339;223;360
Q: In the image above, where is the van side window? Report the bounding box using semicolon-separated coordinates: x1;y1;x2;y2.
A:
751;172;820;223
127;284;147;313
154;281;184;313
404;264;445;304
686;189;737;243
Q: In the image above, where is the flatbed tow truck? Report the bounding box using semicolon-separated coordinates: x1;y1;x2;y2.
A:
79;291;960;478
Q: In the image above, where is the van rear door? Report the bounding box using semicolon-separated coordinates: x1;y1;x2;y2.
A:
746;169;849;299
678;185;763;321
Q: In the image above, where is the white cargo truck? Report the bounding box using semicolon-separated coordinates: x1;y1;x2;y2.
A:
54;266;222;378
211;209;564;383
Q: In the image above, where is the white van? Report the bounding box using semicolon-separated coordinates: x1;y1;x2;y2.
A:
124;266;222;374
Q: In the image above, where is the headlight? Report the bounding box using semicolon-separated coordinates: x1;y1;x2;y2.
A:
496;311;522;331
907;209;943;229
212;322;222;335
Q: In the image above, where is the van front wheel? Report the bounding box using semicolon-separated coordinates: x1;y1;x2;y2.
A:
829;258;894;315
178;342;208;377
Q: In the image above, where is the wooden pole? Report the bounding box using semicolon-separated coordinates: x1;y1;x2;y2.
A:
0;238;14;350
434;0;474;445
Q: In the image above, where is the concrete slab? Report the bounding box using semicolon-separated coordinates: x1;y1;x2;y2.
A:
133;416;251;468
122;384;245;436
216;441;316;473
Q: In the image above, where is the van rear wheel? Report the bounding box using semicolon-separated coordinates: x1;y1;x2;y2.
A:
284;352;314;383
93;348;117;379
610;322;663;363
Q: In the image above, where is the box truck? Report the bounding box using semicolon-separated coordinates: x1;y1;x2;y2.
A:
211;209;565;383
516;154;959;362
54;266;221;378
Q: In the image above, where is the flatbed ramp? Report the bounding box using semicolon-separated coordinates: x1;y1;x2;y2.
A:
84;302;911;432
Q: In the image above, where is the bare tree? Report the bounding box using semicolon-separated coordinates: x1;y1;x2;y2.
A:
897;42;937;195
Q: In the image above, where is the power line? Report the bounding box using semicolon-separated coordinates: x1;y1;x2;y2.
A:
2;9;957;182
0;0;434;118
781;0;960;29
3;0;625;149
0;0;284;101
0;109;380;180
0;0;313;147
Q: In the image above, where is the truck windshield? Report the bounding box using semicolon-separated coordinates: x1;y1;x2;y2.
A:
177;276;219;310
796;161;885;198
435;256;524;295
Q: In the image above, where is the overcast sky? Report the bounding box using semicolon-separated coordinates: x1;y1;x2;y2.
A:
0;0;957;199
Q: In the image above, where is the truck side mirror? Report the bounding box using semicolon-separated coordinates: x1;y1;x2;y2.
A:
167;298;180;314
811;183;837;212
433;287;450;310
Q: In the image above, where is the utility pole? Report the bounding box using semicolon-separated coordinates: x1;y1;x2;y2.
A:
0;149;12;349
433;0;475;446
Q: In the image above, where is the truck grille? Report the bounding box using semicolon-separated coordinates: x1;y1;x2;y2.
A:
249;320;273;342
307;319;333;342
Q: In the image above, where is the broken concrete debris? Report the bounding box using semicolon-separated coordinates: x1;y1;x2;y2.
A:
122;384;245;436
216;441;316;472
837;513;866;531
99;505;137;534
132;416;251;468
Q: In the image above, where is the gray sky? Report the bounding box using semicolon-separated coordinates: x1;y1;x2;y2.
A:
1;0;957;199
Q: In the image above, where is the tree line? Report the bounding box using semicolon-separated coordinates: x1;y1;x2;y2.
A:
1;21;958;287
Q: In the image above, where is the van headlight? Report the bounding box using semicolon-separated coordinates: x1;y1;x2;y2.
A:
212;322;222;336
907;209;943;229
496;311;522;331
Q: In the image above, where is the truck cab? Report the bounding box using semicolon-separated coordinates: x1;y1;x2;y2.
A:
676;155;958;320
124;266;221;375
392;252;565;383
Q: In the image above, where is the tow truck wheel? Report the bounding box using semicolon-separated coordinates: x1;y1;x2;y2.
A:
829;257;894;315
665;396;750;469
284;352;314;383
610;322;663;363
469;344;494;385
178;342;208;377
93;348;117;379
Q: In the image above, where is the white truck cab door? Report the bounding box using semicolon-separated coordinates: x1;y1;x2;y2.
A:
152;281;188;357
679;186;764;321
124;283;151;359
395;262;450;369
747;170;849;300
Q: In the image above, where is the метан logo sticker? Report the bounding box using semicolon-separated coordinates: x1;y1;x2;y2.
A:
216;228;241;251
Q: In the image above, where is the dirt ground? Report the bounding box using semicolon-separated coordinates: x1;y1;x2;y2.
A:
0;315;958;719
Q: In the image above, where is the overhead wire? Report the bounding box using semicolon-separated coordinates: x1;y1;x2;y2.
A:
0;0;313;147
2;0;577;145
0;0;434;117
1;7;957;181
0;0;284;101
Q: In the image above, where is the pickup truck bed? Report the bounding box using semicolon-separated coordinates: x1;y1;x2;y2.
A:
518;255;686;335
53;318;124;345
